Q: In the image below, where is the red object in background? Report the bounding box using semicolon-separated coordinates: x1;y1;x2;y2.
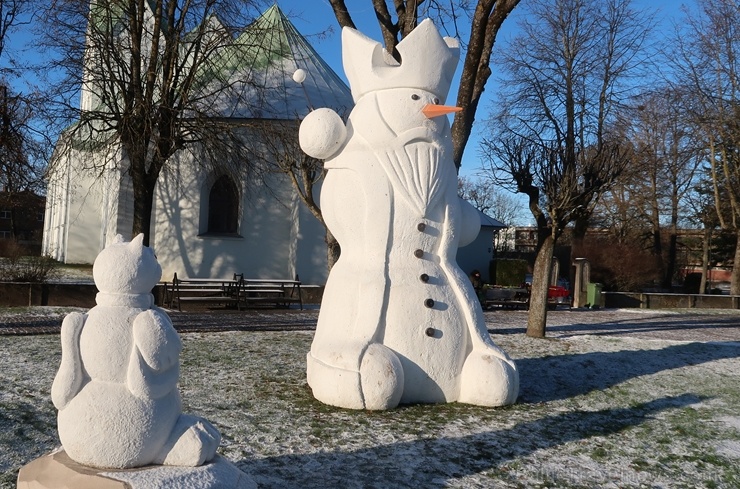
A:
548;285;570;306
548;285;569;299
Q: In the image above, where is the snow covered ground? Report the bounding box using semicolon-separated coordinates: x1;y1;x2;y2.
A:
2;308;740;488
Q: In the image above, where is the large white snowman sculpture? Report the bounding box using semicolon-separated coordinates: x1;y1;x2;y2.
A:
51;234;220;468
299;20;519;410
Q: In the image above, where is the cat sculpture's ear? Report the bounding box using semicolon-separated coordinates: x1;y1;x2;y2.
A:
129;233;145;249
112;234;125;245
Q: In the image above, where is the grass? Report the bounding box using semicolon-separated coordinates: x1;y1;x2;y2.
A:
1;324;740;488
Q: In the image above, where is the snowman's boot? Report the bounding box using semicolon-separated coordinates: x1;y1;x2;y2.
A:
307;342;404;410
458;347;519;407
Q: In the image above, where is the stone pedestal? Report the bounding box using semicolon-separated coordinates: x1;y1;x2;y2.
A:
17;450;255;489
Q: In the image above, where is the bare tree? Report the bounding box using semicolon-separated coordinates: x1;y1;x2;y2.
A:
618;87;702;290
0;0;36;191
458;176;494;214
0;1;17;59
482;137;625;334
0;0;28;63
0;1;47;243
325;0;522;171
0;84;46;240
684;169;722;294
246;119;342;270
671;0;740;294
38;0;265;245
589;176;645;246
458;175;522;225
480;0;650;337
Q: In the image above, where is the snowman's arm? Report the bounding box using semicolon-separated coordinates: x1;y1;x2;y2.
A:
127;309;181;399
51;312;87;410
348;169;392;349
299;108;347;160
458;198;482;248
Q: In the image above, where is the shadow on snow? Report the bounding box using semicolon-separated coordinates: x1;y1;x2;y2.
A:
489;312;740;338
238;338;738;486
516;341;740;403
552;314;740;337
240;394;701;488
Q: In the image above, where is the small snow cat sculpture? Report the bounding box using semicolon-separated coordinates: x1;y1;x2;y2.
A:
51;234;220;468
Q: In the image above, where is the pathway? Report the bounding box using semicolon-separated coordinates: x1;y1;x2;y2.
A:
1;307;738;342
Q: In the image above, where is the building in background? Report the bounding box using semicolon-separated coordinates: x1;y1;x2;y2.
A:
457;211;506;283
42;5;352;284
43;4;496;285
0;190;45;253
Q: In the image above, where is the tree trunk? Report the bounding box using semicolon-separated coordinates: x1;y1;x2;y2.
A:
526;233;555;338
132;180;156;247
450;0;521;169
9;207;18;241
732;229;740;296
326;229;340;271
662;229;678;291
571;214;588;252
651;226;664;285
700;227;710;294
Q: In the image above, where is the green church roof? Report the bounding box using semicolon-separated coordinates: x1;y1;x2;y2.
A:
195;4;352;119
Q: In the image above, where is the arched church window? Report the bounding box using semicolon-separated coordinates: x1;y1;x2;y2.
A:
207;175;239;234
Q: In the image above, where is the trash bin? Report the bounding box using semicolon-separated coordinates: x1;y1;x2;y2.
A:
587;282;603;308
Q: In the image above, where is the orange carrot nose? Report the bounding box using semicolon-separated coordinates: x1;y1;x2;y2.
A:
422;104;463;119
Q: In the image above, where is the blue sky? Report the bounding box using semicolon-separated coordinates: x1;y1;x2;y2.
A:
4;0;691;204
282;0;691;177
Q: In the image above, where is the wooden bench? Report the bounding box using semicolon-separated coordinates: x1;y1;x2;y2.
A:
237;276;303;310
166;273;241;311
164;273;303;311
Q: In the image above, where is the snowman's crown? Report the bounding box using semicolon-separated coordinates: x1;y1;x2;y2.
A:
342;19;459;102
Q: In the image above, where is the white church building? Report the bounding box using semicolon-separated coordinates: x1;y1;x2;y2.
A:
42;4;501;285
43;5;353;285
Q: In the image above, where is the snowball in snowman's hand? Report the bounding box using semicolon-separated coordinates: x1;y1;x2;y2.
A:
299;108;347;160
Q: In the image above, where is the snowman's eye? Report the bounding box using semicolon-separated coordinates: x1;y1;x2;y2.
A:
411;94;420;100
433;97;440;104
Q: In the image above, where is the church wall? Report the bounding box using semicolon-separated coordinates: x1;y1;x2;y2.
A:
293;179;329;285
44;148;108;264
44;137;482;286
45;136;332;283
64;174;105;264
151;151;314;282
42;154;69;261
43;141;150;265
111;166;135;245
